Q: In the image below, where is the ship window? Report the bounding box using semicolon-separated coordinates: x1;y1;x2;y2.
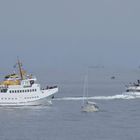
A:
12;91;14;93
1;98;3;100
9;91;11;93
1;89;7;93
35;89;37;92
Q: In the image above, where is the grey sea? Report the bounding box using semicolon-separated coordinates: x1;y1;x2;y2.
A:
0;68;140;140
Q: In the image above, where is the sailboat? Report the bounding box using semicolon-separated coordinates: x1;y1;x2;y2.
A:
81;75;99;112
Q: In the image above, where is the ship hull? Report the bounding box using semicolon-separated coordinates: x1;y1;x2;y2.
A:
123;92;140;96
0;88;58;106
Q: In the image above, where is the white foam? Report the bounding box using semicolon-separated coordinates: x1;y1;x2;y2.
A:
54;94;140;101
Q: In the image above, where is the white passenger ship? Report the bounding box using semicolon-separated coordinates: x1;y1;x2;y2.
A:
0;60;58;106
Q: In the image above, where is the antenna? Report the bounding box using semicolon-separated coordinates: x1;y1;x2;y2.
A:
82;69;88;106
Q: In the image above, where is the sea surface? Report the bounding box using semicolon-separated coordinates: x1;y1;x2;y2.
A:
0;68;140;140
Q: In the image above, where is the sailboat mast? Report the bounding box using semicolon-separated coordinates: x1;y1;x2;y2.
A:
17;59;23;80
87;69;89;99
83;75;88;105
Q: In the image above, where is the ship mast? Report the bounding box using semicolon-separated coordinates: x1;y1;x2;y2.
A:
17;58;23;80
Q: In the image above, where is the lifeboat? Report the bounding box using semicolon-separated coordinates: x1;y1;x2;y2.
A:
0;73;20;86
5;74;19;79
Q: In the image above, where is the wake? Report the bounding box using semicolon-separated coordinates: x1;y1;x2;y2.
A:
53;94;140;101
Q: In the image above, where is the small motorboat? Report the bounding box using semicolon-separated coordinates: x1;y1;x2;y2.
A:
123;80;140;96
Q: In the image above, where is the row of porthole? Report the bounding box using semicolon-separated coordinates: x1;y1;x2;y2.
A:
1;98;17;100
1;96;39;100
9;89;37;93
24;96;39;99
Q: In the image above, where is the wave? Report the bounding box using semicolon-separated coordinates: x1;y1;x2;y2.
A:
54;94;140;101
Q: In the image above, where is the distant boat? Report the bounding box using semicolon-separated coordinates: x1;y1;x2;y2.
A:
111;76;116;80
81;75;99;112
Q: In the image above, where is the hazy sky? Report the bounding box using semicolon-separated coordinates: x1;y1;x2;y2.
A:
0;0;140;81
